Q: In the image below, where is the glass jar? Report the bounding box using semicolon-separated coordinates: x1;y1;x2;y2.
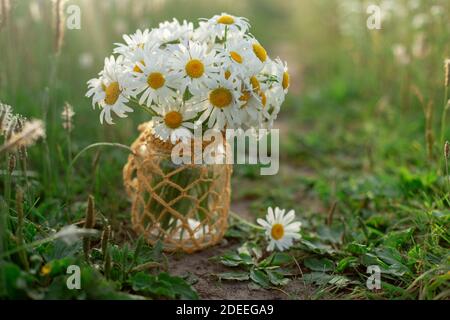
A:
123;124;232;253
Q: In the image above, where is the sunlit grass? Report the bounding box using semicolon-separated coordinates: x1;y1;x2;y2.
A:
0;0;449;300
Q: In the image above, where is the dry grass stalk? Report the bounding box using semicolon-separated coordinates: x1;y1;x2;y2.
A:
412;85;435;160
425;101;434;160
0;119;45;155
101;225;111;258
8;153;15;173
0;102;13;134
445;141;450;160
53;0;66;55
83;195;96;259
0;0;10;30
445;59;450;88
61;102;75;132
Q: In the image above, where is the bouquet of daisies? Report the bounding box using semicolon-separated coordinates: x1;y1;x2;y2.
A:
86;13;289;144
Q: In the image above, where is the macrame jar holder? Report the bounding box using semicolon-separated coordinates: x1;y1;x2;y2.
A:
123;123;232;253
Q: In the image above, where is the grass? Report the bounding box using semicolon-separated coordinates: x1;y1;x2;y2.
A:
0;0;449;300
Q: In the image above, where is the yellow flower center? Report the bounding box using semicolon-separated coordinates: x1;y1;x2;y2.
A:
217;15;235;25
259;91;267;106
133;60;145;73
271;223;284;240
252;43;267;62
164;111;183;129
147;72;165;89
209;88;233;108
41;264;52;276
282;71;290;90
239;91;251;102
230;51;243;64
224;70;231;80
250;76;260;92
185;59;205;78
104;81;121;105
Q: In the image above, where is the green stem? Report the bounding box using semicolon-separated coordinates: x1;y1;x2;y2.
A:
0;234;55;259
70;142;134;168
439;87;449;146
127;98;157;117
446;157;450;197
230;211;264;231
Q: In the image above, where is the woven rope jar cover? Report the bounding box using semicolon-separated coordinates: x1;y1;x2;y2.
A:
123;122;232;253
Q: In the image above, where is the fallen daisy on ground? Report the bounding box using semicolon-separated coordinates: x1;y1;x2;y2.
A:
54;225;98;245
257;207;301;251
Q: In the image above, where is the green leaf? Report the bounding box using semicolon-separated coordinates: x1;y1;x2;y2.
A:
216;251;253;267
44;257;77;276
40;240;81;260
302;272;333;286
375;247;410;277
0;262;36;299
300;239;336;255
328;275;351;288
183;88;193;101
345;242;368;255
302;272;351;288
129;272;198;300
304;258;334;272
336;256;359;272
259;252;293;268
249;269;270;288
238;242;262;260
266;270;290;286
317;225;344;244
383;228;413;248
215;271;250;281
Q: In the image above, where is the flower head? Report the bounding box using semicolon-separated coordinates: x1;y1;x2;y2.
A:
200;13;250;40
86;14;289;139
152;102;198;144
86;55;133;124
257;207;301;251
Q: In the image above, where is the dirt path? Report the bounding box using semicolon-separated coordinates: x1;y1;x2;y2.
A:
167;206;315;300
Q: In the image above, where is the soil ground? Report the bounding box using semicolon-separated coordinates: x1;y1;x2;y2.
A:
167;203;316;300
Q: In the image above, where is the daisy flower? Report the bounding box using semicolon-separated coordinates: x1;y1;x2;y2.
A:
248;38;269;64
154;18;193;44
86;55;133;124
130;50;178;107
201;13;250;39
257;207;301;252
86;14;289;132
151;103;198;144
197;73;245;130
268;57;290;94
238;89;267;128
114;29;151;57
218;37;261;78
168;41;220;95
173;218;209;240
